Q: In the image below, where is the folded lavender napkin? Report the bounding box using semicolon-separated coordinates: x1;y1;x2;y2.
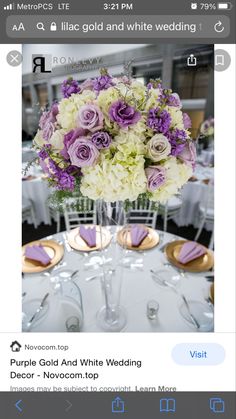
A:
130;225;148;247
79;226;96;247
177;241;206;264
25;244;51;266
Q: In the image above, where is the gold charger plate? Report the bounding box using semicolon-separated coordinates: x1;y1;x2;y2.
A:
165;240;214;272
67;225;112;252
22;240;64;273
210;283;214;305
117;225;159;251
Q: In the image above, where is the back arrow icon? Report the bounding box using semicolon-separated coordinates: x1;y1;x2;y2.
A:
65;400;72;412
15;399;23;412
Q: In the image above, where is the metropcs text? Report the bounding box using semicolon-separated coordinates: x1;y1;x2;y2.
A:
10;358;142;368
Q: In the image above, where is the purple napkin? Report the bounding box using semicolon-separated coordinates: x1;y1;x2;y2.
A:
25;245;51;266
79;226;96;247
178;241;206;264
130;225;148;247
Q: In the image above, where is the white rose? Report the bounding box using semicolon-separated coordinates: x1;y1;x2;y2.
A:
33;130;45;147
147;134;171;162
50;129;66;151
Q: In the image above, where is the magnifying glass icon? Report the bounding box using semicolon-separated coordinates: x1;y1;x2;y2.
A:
37;22;45;31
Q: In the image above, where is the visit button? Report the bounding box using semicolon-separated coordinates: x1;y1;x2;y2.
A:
172;343;225;365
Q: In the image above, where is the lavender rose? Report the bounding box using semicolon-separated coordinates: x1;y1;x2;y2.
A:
80;78;94;92
145;166;166;192
77;104;104;132
91;131;111;149
39;103;59;141
178;141;196;169
183;113;192;129
61;128;86;160
147;134;171;162
109;100;141;128
68;138;99;167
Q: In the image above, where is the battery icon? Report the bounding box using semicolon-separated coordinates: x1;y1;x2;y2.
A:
217;2;232;9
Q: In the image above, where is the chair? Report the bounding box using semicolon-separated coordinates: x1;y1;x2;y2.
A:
195;183;214;249
159;195;183;232
22;197;37;228
63;197;97;231
48;205;61;233
126;198;158;229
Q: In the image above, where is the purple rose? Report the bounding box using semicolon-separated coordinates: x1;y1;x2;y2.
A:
147;108;171;135
145;166;166;192
51;103;59;118
167;93;181;108
61;128;86;160
68;138;99;167
93;75;114;93
91;131;111;149
183;113;192;129
80;78;94;92
61;78;80;98
39;103;59;141
42;122;55;141
77;104;104;132
109;100;141;128
178;141;196;169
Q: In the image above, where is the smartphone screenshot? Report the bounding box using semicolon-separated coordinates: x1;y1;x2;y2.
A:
0;0;235;417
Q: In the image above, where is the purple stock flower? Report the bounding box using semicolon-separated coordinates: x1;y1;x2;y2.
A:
77;104;104;132
147;107;171;135
61;128;86;160
38;148;49;160
61;78;80;98
109;100;141;128
57;171;75;191
167;129;188;156
91;131;112;149
183;113;192;129
68;138;99;167
93;74;114;93
145;166;166;192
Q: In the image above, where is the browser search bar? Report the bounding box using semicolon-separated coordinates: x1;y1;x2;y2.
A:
6;15;230;38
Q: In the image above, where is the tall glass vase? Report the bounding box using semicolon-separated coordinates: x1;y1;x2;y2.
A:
96;200;127;332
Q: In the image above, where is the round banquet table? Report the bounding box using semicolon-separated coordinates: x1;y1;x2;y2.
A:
22;229;214;333
174;165;214;230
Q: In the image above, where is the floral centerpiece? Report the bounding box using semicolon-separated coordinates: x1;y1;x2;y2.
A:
33;69;196;204
200;116;214;138
198;116;214;151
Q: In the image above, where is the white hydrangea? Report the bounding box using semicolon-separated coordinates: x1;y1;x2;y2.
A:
166;106;185;130
57;91;96;130
149;157;192;202
81;154;147;202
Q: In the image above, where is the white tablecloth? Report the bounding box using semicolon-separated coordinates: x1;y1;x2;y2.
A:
174;165;214;230
22;230;214;333
22;177;51;225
